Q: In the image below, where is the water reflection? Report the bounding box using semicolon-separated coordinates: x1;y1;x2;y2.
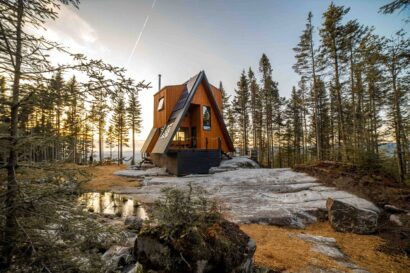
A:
78;192;147;219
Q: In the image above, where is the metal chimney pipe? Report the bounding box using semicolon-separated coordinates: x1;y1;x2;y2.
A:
158;74;161;91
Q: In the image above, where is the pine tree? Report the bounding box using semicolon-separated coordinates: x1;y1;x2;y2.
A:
226;104;236;149
379;0;410;17
112;94;128;165
106;125;116;160
219;81;230;119
50;70;65;160
288;86;303;164
0;0;80;267
259;54;279;167
293;12;321;159
233;70;250;155
248;68;261;151
384;30;410;183
0;76;6;121
127;90;142;165
64;76;82;163
316;77;331;160
320;3;351;161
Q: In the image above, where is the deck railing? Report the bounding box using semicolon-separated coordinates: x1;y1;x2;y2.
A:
171;136;222;150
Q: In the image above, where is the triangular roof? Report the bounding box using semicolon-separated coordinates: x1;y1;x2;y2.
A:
140;127;158;155
151;71;234;154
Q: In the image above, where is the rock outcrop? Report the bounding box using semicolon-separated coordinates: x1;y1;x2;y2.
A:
326;198;380;234
115;168;380;229
294;234;370;273
209;157;260;173
102;245;135;272
134;220;256;273
124;216;144;232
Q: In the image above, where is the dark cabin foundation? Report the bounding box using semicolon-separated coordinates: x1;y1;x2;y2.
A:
151;149;221;176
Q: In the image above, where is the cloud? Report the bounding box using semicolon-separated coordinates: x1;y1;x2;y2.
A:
31;5;109;58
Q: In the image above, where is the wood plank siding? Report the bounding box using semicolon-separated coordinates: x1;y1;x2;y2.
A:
141;71;234;175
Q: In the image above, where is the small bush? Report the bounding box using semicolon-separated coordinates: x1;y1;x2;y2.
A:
137;185;251;273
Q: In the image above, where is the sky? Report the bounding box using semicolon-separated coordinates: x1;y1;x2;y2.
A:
43;0;409;141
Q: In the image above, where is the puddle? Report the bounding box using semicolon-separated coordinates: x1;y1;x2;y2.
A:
78;192;147;219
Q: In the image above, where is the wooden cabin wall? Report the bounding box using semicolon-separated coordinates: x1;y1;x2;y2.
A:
153;85;185;128
191;83;229;152
210;85;222;110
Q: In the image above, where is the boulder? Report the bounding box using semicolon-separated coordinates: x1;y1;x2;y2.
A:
209;157;259;174
389;214;403;227
326;198;379;234
102;245;135;272
124;216;144;232
134;220;256;273
293;234;370;273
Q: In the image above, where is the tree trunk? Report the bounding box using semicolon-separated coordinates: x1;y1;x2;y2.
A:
309;30;321;160
332;39;346;161
99;119;103;163
131;121;135;165
2;0;23;267
391;65;405;183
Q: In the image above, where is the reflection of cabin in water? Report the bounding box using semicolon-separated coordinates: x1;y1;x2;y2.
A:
141;71;234;176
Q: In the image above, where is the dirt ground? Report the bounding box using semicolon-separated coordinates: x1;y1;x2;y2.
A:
241;222;410;273
295;161;410;257
80;164;141;191
294;161;410;210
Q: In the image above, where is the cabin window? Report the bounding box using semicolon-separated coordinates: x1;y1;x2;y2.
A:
202;106;211;130
157;97;165;111
173;127;188;142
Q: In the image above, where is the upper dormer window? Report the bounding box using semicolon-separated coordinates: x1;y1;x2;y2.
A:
157;97;165;111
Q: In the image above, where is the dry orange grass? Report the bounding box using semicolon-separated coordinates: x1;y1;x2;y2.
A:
241;223;410;273
81;164;141;191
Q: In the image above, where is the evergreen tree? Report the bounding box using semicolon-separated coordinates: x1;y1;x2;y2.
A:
112;94;128;165
384;30;410;183
0;0;80;267
64;76;83;163
248;68;261;151
293;12;321;159
50;70;65;160
320;3;350;160
219;81;230;118
106;125;116;160
379;0;410;17
127;90;142;165
233;70;250;155
226;103;237;149
259;54;279;167
288;86;303;164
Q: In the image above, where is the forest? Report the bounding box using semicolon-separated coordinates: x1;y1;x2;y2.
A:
0;0;149;271
0;0;409;272
226;2;410;184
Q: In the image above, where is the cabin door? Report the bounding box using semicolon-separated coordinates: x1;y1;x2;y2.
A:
191;127;197;148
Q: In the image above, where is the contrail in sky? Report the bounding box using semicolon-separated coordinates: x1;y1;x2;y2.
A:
126;0;157;67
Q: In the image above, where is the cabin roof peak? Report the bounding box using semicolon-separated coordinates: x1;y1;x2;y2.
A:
148;71;233;154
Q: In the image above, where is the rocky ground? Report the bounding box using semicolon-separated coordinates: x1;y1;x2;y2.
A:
114;159;379;230
108;157;409;273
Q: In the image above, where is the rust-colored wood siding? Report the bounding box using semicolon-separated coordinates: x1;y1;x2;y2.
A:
153;85;185;128
145;129;160;154
190;83;229;152
210;84;222;110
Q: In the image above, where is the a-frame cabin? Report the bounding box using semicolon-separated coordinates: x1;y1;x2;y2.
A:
141;71;235;176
